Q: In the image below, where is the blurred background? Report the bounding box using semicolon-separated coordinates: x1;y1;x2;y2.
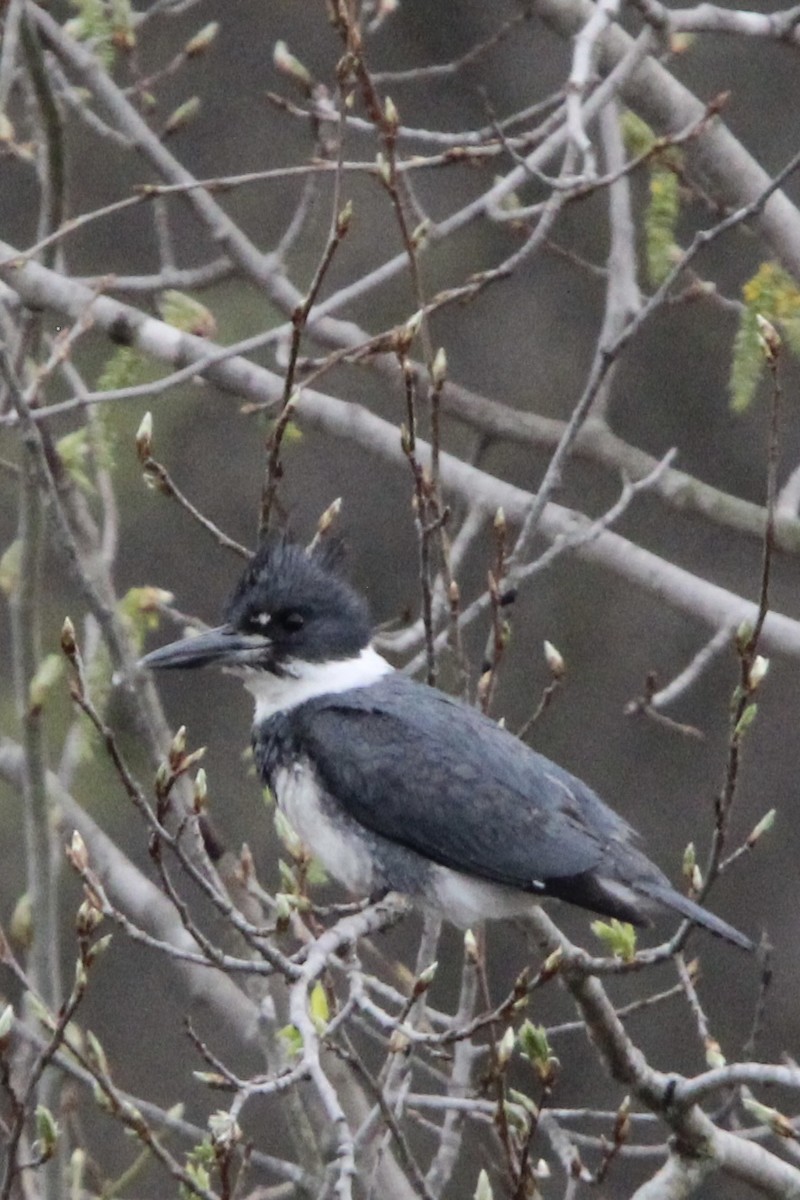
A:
1;1;800;1196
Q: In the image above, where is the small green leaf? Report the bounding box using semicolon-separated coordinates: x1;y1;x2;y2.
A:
732;262;800;410
309;982;329;1031
35;1105;59;1156
591;918;638;962
734;702;758;738
277;1023;303;1059
518;1020;550;1066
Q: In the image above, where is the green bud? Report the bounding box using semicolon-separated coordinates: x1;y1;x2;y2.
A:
273;41;312;90
734;702;758;738
162;96;201;137
591;918;637;962
207;1109;241;1147
35;1105;59;1156
431;346;447;387
496;1026;515;1068
185;22;219;57
747;808;776;847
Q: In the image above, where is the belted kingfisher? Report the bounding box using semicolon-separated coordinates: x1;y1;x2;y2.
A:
141;535;753;951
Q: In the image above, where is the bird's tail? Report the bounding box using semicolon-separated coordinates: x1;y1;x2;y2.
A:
638;881;755;952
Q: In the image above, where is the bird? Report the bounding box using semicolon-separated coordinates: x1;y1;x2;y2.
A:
140;534;754;952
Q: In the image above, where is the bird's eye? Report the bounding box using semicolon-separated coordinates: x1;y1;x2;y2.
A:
280;611;305;633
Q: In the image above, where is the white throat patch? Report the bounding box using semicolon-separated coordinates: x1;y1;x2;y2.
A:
245;645;393;721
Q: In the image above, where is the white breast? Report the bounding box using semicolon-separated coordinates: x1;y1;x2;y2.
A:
273;761;376;895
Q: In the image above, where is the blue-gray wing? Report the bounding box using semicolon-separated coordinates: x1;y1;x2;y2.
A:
288;675;641;891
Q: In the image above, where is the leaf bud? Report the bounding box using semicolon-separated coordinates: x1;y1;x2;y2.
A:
747;655;770;691
463;928;479;963
191;768;208;811
69;831;89;873
162;96;201;137
755;313;781;362
273;41;312;90
135;411;153;461
336;200;353;237
208;1110;242;1147
35;1105;59;1156
76;898;104;937
375;151;391;187
185;22;219;57
746;808;776;847
316;497;342;536
543;640;565;679
413;961;438;996
704;1037;726;1069
431;346;447;387
383;95;399;131
169;725;187;767
61;616;77;658
497;1025;516;1068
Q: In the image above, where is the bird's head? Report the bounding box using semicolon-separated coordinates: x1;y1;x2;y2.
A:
140;534;372;679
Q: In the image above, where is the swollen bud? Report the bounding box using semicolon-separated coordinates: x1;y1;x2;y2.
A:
383;95;399;132
497;1026;515;1068
336;201;353;238
61;616;77;658
413;961;438;997
162;97;201;137
169;725;187;765
185;22;219;57
755;313;781;362
193;768;208;810
316;497;342;536
375;152;391;187
746;808;776;847
135;411;153;461
208;1110;242;1148
273;41;312;91
463;928;479;963
704;1037;726;1069
431;346;447;388
747;655;770;691
69;831;89;873
543;640;565;679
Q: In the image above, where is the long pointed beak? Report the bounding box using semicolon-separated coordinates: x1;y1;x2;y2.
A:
139;625;271;671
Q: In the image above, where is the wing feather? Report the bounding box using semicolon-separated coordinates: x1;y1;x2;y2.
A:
290;676;640;891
